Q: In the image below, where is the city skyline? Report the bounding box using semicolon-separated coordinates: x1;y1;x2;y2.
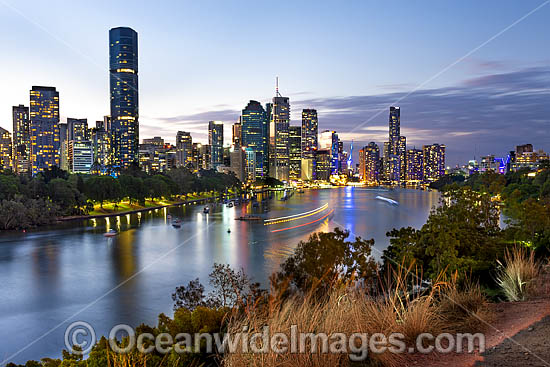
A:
0;1;549;166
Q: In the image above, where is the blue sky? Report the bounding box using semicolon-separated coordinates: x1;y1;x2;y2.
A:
0;0;548;165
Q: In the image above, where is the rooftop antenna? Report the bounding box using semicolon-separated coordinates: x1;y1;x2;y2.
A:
276;76;281;97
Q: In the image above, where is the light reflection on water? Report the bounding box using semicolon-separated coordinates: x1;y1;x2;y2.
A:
0;187;438;364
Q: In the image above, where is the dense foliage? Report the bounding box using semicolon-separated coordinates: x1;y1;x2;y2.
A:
0;167;241;230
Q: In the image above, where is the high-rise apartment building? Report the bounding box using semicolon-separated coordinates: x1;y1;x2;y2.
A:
406;148;423;182
30;86;60;175
289;125;302;180
208;121;224;168
0;127;12;170
423;144;446;182
301;109;318;159
176;131;192;168
387;106;403;183
12;105;30;174
319;130;339;175
359;142;380;183
67;118;89;142
109;27;139;170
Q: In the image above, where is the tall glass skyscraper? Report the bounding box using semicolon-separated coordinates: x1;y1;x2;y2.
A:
289;125;302;180
241;100;268;178
109;27;139;170
387;106;405;183
269;86;290;181
30;86;60;175
301;109;318;159
208;121;224;167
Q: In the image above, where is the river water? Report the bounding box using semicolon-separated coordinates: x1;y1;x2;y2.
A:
0;187;439;364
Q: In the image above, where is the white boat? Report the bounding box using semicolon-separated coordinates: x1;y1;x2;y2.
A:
203;206;210;214
103;229;117;238
375;196;399;205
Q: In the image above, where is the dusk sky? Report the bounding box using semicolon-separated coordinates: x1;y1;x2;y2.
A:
1;0;549;166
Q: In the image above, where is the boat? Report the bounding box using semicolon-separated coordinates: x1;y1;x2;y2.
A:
227;202;234;208
172;219;182;228
375;196;399;206
104;229;117;238
236;215;263;221
203;206;210;214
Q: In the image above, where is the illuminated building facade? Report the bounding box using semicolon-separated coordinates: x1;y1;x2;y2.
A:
30;86;60;175
315;149;331;181
67;118;89;142
244;147;256;183
208;121;223;167
241;100;268;178
232;121;242;147
387;106;403;183
289;125;302;180
423;144;446;182
319;130;339;175
91;120;112;174
359;142;380;183
399;135;407;181
12;104;30;174
176;131;193;168
109;27;139;170
301;109;318;159
0;127;12;170
406;148;423;182
69;140;93;174
268;84;290;181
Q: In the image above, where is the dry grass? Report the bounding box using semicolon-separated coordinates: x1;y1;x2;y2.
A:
496;246;542;302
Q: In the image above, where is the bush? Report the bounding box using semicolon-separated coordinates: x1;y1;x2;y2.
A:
495;246;541;301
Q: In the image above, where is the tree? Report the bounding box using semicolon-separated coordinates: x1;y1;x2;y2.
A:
85;176;121;207
275;227;378;293
384;188;505;282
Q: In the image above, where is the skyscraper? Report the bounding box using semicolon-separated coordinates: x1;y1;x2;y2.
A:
301;109;318;159
208;121;224;168
30;86;60;175
359;142;380;183
176;131;192;168
0;127;12;170
241;100;268;178
91;122;112;174
269;81;290;181
387;106;402;183
232;121;242;147
109;27;139;170
12;104;30;174
406;148;423;182
319;130;339;175
289;125;302;180
399;135;407;182
423;144;446;182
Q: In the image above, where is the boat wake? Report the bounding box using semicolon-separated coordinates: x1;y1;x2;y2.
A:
375;196;399;206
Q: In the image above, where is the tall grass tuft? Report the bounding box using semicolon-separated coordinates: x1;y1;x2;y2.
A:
495;246;541;302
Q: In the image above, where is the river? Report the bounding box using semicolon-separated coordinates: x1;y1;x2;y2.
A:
0;187;439;364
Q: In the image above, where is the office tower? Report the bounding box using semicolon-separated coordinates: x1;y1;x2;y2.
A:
0;127;12;170
399;135;407;181
244;147;256;183
232;121;242;147
176;131;192;168
382;141;390;180
58;123;68;171
12;105;30;174
200;144;212;170
387;106;402;183
289;125;302;180
319;130;339;175
301;109;318;159
68;140;93;173
406;148;423;182
91;123;112;174
516;144;533;155
359;142;380;183
423;144;446;182
30;86;60;175
208;121;223;168
109;27;139;170
269;81;290;181
337;140;344;173
241;100;268;178
67;118;89;142
315;149;331;181
230;146;246;182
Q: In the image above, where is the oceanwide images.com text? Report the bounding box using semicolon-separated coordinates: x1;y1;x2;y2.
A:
65;322;485;361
